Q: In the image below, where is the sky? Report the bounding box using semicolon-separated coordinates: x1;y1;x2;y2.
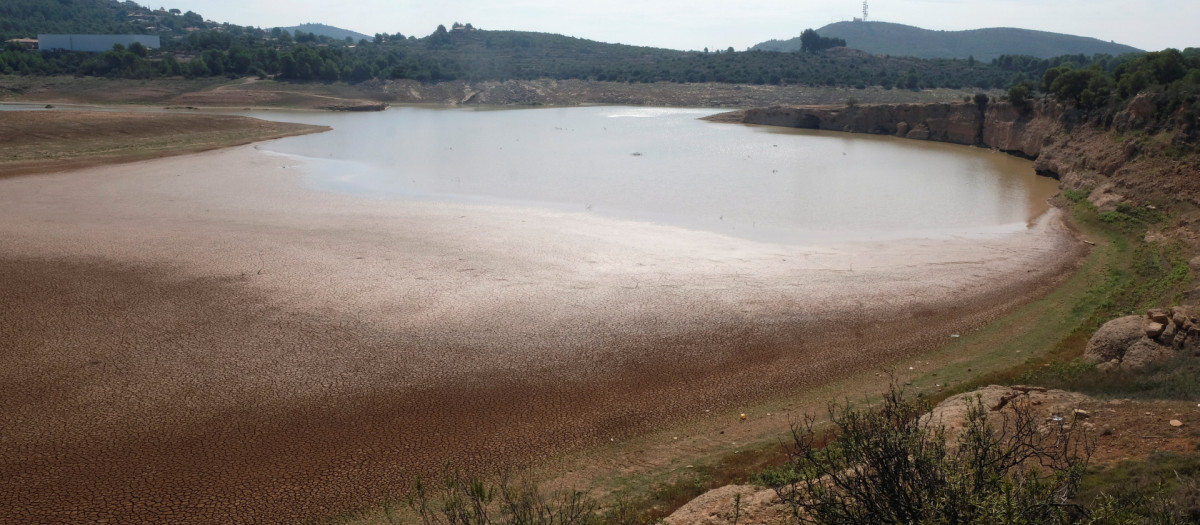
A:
169;0;1199;53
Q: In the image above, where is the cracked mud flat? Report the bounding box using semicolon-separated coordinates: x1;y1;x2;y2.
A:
0;146;1083;523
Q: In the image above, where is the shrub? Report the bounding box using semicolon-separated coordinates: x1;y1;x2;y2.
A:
770;382;1093;524
405;465;600;525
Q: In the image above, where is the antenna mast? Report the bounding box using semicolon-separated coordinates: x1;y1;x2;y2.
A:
863;1;869;21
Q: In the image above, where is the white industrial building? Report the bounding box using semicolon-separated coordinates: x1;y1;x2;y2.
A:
38;35;161;53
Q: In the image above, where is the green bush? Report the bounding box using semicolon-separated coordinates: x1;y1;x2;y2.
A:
770;383;1093;524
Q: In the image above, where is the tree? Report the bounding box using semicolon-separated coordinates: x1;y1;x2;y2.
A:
1008;81;1035;111
181;10;203;27
973;92;989;111
770;383;1092;524
799;29;846;54
128;41;147;58
1044;66;1108;107
187;56;210;77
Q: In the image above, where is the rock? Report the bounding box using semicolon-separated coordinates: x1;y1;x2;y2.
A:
1172;308;1190;327
905;123;932;140
1096;359;1120;372
1174;330;1189;349
1084;315;1146;363
1120;337;1174;369
925;386;1092;440
1148;309;1170;325
1171;419;1184;427
1159;321;1177;343
1145;321;1166;339
663;484;788;525
1073;409;1090;419
896;121;910;136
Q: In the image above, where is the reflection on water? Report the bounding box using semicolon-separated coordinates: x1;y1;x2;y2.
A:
239;106;1059;244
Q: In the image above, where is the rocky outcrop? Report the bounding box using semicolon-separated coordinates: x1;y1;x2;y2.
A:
663;484;788;525
1084;306;1200;370
926;385;1093;437
737;103;986;146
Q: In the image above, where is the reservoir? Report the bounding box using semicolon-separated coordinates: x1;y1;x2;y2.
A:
241;106;1058;244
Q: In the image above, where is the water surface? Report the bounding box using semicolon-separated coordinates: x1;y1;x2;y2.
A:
240;106;1058;244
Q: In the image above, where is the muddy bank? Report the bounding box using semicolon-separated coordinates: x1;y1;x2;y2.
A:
0;110;327;178
0;144;1085;523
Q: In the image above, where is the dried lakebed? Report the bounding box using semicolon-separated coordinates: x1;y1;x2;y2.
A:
0;107;1082;523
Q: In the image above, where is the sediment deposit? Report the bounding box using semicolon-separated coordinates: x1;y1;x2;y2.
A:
0;137;1082;522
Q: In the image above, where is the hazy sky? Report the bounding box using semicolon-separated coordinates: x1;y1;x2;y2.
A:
170;0;1198;53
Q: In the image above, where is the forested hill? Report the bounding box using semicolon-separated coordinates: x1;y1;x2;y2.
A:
0;0;1152;94
272;24;370;43
0;0;209;37
753;21;1143;61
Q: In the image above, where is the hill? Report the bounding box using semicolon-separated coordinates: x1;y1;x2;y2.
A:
0;0;177;37
273;23;371;42
753;21;1143;61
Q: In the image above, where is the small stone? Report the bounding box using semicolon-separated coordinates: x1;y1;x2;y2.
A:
1171;419;1184;427
740;413;747;421
1073;409;1090;419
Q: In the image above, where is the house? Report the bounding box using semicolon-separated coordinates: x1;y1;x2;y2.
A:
5;38;39;50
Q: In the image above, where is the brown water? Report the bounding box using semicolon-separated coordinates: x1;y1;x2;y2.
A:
240;106;1058;244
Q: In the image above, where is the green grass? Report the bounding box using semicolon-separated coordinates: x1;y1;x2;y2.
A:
1021;354;1200;400
926;190;1191;397
1076;452;1200;523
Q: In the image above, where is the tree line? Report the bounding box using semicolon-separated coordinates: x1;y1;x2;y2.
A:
2;23;1069;90
1003;48;1200;139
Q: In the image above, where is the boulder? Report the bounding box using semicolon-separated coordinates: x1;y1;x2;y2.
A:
1121;337;1174;369
1148;309;1170;325
1145;321;1166;339
664;484;788;525
1084;315;1147;363
1159;321;1177;343
1174;330;1189;349
1172;308;1190;327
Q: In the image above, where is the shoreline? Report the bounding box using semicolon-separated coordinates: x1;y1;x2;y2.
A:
0;142;1086;523
0;109;329;179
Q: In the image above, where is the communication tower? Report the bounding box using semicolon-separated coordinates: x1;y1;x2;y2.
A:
863;1;869;21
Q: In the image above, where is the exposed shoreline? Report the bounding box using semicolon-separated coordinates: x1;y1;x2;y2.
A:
0;109;328;178
0;139;1086;523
